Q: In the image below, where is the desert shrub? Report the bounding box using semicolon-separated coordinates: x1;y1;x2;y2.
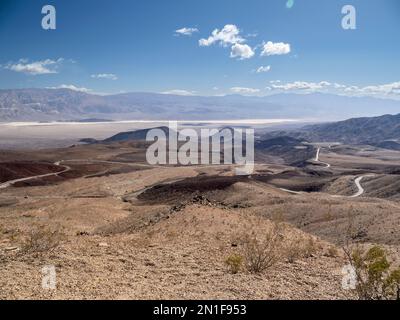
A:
284;238;304;263
225;254;243;274
327;246;339;258
384;269;400;300
303;236;318;257
283;235;318;263
22;225;65;255
346;245;400;300
241;223;284;273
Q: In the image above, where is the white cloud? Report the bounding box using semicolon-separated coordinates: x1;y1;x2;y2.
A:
48;84;91;93
230;87;260;95
343;86;360;93
246;33;258;38
4;58;63;75
271;81;331;91
199;24;244;47
230;43;255;60
199;24;258;61
342;82;400;97
161;89;196;96
175;27;199;36
333;83;347;89
91;73;118;80
256;65;271;73
267;80;400;99
261;41;291;56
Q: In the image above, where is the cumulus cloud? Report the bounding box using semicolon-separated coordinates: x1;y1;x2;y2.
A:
230;87;260;95
48;84;92;93
199;24;258;61
4;58;63;75
256;65;271;73
230;43;255;60
199;24;244;47
161;89;196;96
261;41;291;56
91;73;118;80
175;27;199;36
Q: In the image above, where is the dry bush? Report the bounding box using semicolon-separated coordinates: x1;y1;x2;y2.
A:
22;225;65;255
303;236;318;257
326;246;339;258
284;237;305;263
225;254;243;274
284;235;318;263
241;223;284;273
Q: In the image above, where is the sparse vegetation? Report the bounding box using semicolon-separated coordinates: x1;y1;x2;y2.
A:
225;254;243;274
327;246;339;258
241;223;284;273
283;235;318;263
283;237;304;263
22;225;65;255
345;245;400;300
303;236;318;258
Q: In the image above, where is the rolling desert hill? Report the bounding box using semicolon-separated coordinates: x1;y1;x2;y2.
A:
373;140;400;151
102;126;171;143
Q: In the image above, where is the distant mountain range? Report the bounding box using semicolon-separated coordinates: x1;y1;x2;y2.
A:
1;88;400;122
266;113;400;146
83;112;400;156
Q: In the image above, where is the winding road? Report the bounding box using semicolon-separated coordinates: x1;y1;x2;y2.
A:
350;174;375;198
0;149;374;199
279;147;374;198
0;158;159;191
0;162;71;190
315;147;374;197
314;147;331;168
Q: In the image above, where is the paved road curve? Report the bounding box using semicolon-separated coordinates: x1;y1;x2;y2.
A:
350;174;375;198
280;148;375;198
0;162;71;190
315;147;331;168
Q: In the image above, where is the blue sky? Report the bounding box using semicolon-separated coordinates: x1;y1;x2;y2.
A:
0;0;399;98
